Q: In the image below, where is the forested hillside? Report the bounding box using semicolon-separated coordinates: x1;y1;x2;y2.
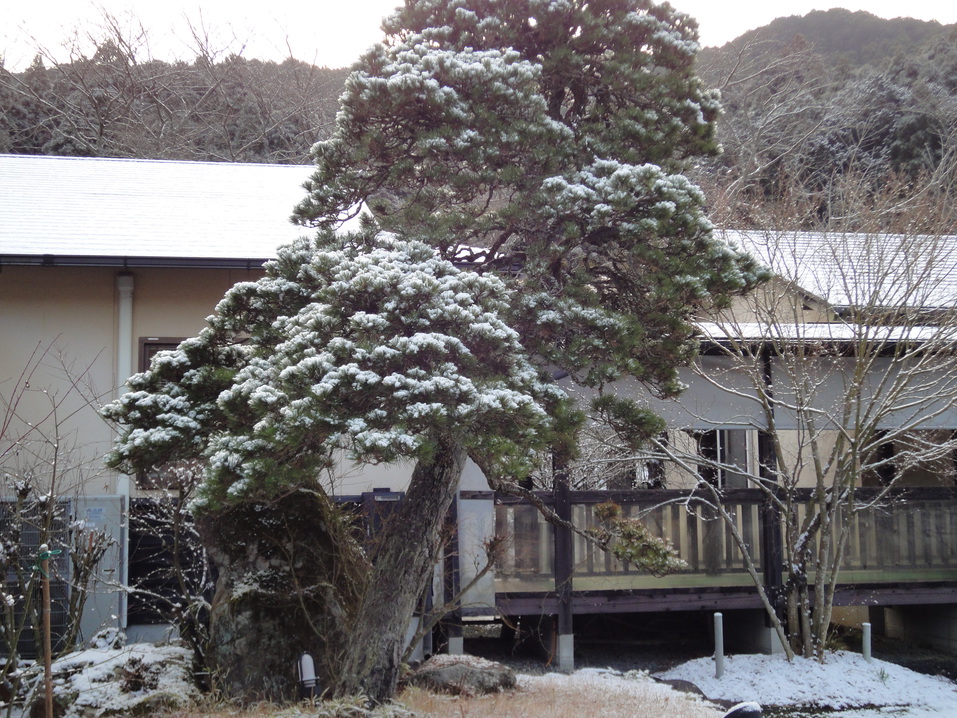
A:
693;8;957;230
0;34;348;163
701;8;950;69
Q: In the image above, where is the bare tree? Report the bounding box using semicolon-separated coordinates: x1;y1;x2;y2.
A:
0;341;115;714
695;27;957;231
693;33;834;228
651;184;957;659
126;461;212;675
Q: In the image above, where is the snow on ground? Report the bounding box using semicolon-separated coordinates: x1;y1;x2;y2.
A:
48;641;200;717
657;651;957;713
510;668;723;718
26;644;957;717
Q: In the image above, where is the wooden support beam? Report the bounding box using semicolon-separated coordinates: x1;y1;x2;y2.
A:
443;497;463;653
758;430;784;623
553;457;574;670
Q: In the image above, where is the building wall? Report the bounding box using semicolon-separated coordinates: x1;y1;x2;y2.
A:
0;263;433;499
0;265;118;493
131;267;259;343
0;264;259;496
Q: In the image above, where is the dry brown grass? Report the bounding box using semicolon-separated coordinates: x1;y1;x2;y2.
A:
398;675;723;718
158;672;723;718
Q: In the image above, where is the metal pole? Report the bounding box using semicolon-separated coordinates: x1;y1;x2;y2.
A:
715;612;725;679
40;544;53;718
862;622;872;663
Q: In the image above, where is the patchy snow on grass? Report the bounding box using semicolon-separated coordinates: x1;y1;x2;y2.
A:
402;666;722;718
657;651;957;712
520;667;694;699
423;653;507;670
36;646;957;718
518;668;721;716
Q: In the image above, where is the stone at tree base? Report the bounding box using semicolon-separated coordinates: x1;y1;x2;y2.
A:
407;654;517;696
28;694;69;718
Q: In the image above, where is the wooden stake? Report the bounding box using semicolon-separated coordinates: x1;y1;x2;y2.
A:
39;543;53;718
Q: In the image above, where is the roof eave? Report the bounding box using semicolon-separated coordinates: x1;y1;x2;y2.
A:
0;254;271;270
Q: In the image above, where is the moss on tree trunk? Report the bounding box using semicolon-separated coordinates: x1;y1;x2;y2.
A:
197;489;368;701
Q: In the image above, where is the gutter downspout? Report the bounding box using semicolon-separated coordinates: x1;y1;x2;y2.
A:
115;272;134;630
115;272;135;492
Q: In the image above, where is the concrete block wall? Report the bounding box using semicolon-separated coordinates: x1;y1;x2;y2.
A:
881;605;957;654
723;609;787;655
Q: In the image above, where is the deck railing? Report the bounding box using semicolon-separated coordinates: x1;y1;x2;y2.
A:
483;487;957;595
794;488;957;583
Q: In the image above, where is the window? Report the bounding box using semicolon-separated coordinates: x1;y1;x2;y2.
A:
139;337;182;372
862;430;957;487
691;429;752;489
128;498;211;626
137;338;184;489
606;456;665;490
0;501;70;657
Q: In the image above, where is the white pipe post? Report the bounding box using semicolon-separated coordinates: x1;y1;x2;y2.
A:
715;612;725;679
115;273;135;498
862;622;872;663
114;273;135;633
298;652;317;700
115;273;135;400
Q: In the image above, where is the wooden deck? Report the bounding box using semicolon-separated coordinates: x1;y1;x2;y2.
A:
460;487;957;616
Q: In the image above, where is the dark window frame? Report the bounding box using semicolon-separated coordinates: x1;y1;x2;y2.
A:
136;337;185;489
139;336;184;373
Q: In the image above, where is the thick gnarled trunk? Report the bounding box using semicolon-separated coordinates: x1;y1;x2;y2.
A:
333;439;468;703
198;489;368;701
197;440;468;704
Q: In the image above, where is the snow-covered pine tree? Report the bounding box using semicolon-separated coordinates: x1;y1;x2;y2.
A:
104;230;570;699
295;0;764;405
105;0;766;703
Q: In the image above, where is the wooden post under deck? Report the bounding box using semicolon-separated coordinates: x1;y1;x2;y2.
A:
553;459;574;671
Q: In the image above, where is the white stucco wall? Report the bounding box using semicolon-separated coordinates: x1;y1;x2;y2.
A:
0;264;259;496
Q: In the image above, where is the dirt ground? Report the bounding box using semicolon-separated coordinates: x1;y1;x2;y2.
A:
460;613;957;682
460;612;727;676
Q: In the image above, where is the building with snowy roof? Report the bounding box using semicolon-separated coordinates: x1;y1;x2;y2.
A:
3;154;957;664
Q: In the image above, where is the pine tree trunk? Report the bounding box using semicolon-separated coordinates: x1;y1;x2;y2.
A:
333;438;468;703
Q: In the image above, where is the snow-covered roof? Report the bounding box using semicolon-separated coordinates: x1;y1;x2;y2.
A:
0;154;314;268
695;321;951;344
4;155;955;304
721;229;957;311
